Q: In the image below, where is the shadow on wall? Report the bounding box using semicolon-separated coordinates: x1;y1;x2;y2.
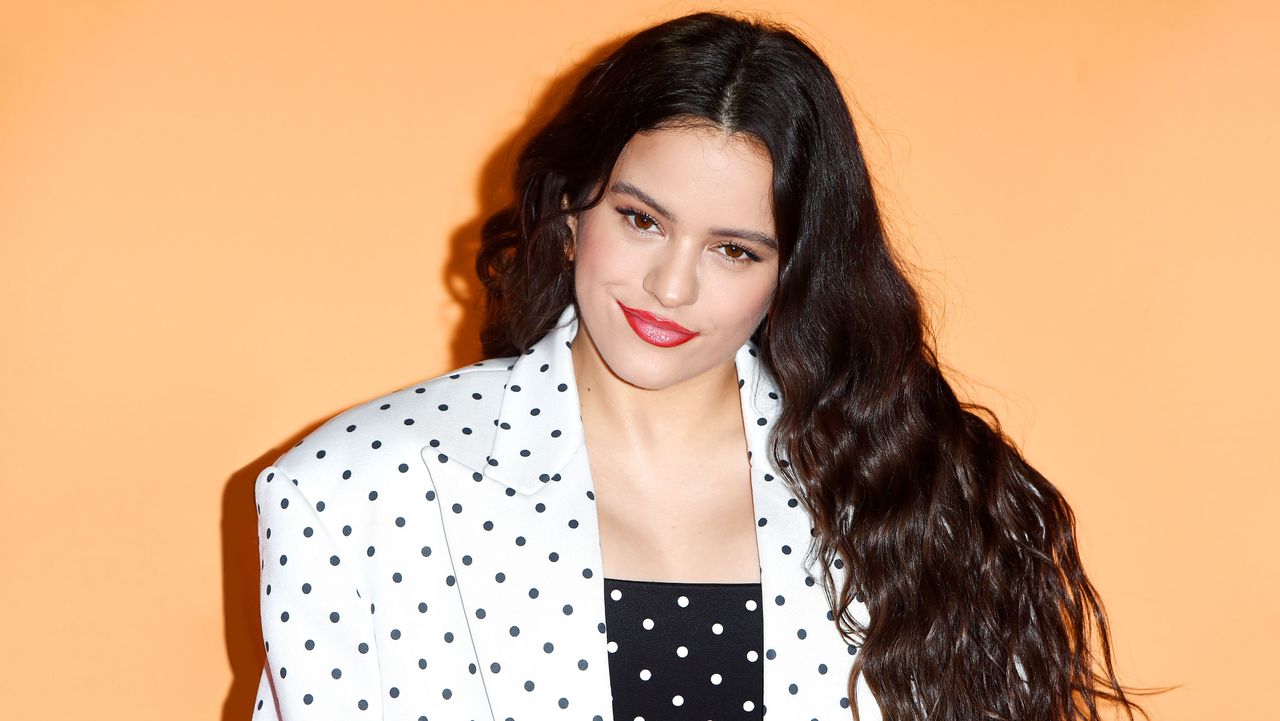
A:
216;32;631;721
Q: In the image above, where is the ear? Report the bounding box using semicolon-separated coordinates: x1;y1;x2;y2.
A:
561;193;577;243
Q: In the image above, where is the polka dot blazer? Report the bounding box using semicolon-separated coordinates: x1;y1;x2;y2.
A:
252;303;881;720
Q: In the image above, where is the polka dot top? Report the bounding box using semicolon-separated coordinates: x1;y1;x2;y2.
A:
250;303;883;720
604;576;764;720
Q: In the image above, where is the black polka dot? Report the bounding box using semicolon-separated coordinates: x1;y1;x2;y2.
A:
251;303;861;719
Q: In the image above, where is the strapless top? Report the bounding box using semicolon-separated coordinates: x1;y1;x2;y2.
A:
603;576;764;720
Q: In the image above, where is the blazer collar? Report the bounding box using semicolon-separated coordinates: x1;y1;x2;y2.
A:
477;303;783;495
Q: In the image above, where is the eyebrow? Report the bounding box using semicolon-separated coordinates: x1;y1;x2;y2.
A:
609;180;778;252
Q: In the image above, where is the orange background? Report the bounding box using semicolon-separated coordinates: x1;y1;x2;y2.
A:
2;2;1275;719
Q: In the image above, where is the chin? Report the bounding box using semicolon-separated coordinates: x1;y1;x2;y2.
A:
599;351;677;391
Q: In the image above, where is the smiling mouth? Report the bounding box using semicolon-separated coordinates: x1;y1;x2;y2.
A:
617;301;698;347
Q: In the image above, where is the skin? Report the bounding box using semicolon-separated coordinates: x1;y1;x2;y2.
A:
563;123;780;582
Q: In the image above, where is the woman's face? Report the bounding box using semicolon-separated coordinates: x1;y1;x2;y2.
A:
565;124;779;391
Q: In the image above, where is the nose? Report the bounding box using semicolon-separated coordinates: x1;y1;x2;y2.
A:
643;241;699;308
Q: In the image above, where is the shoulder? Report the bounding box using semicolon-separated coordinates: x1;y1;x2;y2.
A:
263;354;518;500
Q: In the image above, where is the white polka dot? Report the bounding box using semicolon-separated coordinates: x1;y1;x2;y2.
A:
710;673;723;685
743;700;755;711
747;650;759;662
711;622;724;634
607;640;618;653
642;617;655;630
676;645;688;658
745;599;758;611
677;595;689;607
639;668;651;681
672;695;684;706
610;588;622;601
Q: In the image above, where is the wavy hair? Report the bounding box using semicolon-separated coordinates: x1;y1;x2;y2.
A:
477;11;1144;721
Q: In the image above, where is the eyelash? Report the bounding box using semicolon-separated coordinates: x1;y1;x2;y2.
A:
615;206;764;265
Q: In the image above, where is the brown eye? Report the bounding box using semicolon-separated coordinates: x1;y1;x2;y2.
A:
716;242;760;265
617;207;662;234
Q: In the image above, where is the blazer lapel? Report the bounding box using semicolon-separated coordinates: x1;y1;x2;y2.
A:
736;344;873;719
421;304;872;721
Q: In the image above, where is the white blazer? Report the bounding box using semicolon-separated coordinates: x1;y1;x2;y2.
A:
251;303;881;720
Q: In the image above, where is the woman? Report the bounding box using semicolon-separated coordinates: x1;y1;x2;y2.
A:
252;11;1142;721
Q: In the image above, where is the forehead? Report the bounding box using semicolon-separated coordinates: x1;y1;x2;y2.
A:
609;126;775;227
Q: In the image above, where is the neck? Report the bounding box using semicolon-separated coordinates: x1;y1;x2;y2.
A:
569;329;744;455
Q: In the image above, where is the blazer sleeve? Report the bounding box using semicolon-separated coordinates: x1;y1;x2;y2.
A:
251;464;385;720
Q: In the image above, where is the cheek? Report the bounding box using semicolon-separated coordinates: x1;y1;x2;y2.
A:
718;275;776;330
573;219;631;280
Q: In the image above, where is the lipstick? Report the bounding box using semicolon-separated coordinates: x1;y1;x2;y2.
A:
617;301;697;348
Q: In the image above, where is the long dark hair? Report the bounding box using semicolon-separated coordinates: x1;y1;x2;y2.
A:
477;11;1144;721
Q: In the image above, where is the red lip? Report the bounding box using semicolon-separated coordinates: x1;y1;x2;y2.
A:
617;302;696;334
617;301;698;348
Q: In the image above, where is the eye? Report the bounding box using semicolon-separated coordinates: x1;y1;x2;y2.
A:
716;242;764;265
616;206;662;234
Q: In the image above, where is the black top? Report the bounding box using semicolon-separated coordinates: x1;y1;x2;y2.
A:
603;576;764;720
